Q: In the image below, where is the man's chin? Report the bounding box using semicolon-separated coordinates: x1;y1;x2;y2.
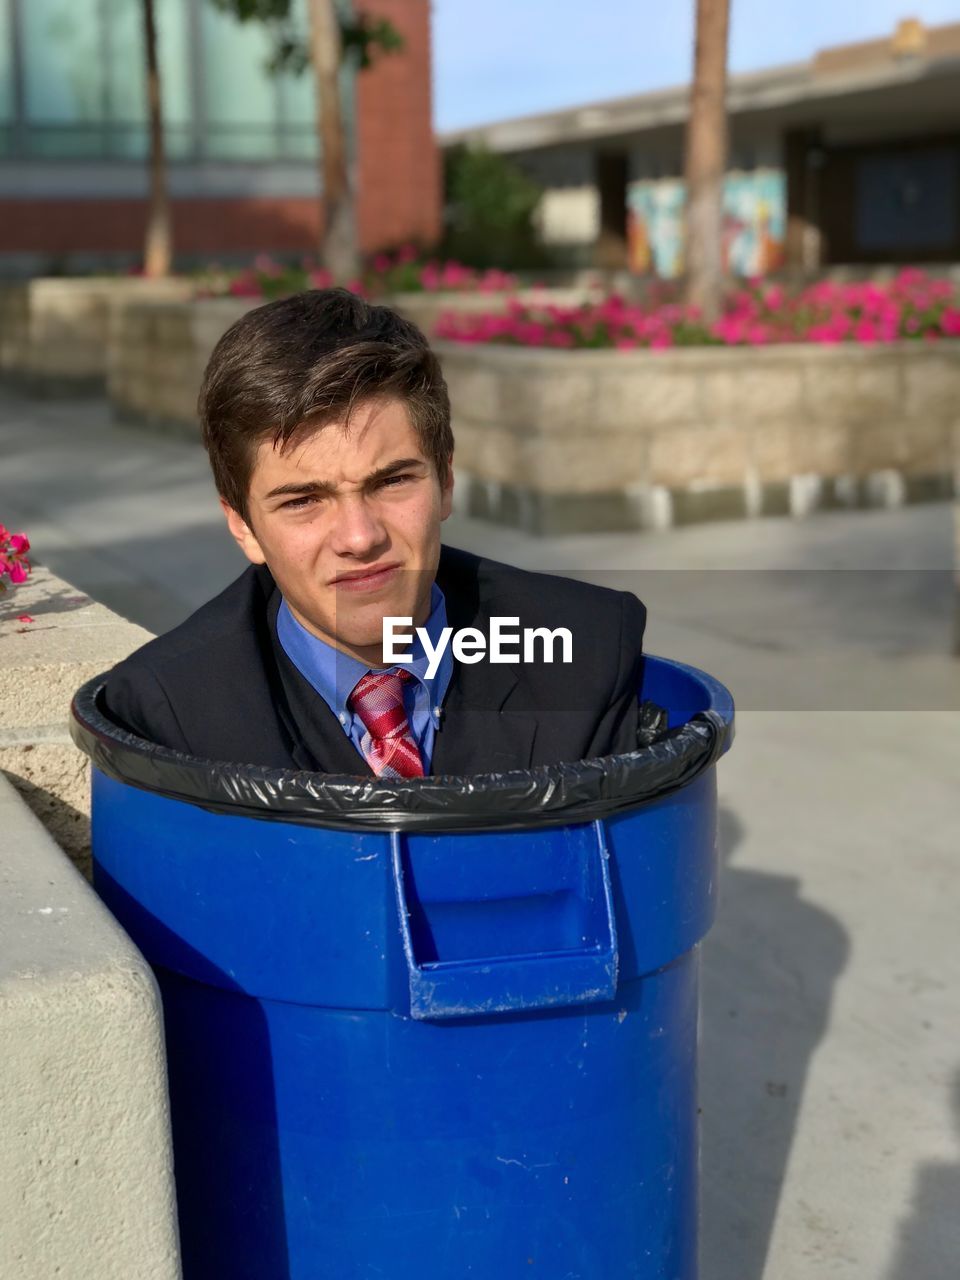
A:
330;604;408;657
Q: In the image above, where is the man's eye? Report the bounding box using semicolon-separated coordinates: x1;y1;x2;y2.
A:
381;473;414;488
282;495;318;509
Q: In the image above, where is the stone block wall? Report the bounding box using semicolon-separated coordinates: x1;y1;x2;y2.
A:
107;296;254;431
0;277;192;393
439;341;960;533
106;292;584;435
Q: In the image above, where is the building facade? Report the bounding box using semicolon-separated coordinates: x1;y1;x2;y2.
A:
442;18;960;278
0;0;440;272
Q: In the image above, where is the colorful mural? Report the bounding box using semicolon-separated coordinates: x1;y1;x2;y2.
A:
627;169;786;278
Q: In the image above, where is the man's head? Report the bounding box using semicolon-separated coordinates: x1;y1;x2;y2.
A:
198;288;454;666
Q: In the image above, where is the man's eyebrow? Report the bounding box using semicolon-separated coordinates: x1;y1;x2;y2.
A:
263;479;336;501
262;458;426;502
365;457;427;484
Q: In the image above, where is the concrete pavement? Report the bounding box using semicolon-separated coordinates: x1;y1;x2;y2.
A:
2;386;958;1278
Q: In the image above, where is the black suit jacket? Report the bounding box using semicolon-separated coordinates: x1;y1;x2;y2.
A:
102;545;647;775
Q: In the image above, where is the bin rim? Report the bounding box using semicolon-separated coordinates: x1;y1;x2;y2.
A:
70;655;734;833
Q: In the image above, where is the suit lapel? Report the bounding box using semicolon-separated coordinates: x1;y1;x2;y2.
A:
431;695;537;776
431;547;539;776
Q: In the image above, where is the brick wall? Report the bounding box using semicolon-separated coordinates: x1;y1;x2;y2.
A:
0;198;322;257
355;0;441;251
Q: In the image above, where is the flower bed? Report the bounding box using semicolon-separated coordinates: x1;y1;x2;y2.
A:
193;246;517;303
435;270;960;349
0;524;30;593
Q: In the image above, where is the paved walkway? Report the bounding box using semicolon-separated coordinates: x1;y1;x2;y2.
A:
2;387;959;1278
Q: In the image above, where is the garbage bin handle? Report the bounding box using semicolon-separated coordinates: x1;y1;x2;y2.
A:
390;823;619;1021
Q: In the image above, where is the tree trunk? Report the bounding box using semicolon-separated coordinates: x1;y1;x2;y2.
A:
308;0;359;281
142;0;172;277
683;0;730;322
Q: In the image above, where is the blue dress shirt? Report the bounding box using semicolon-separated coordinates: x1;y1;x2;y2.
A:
275;584;453;772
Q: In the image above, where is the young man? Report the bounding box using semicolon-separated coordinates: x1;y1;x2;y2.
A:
104;288;648;776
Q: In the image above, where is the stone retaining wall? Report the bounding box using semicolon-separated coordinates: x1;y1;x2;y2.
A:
441;340;960;533
105;289;595;431
0;278;585;403
0;277;192;394
107;297;255;431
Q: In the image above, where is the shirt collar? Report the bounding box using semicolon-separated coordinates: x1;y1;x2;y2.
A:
276;583;453;722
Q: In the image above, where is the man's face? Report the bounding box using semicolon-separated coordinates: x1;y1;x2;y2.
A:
222;397;454;666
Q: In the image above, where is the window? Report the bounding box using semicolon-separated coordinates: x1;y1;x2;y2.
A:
200;2;279;159
21;0;107;156
2;0;338;163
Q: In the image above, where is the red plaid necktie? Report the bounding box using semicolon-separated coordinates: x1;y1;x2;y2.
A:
347;669;425;779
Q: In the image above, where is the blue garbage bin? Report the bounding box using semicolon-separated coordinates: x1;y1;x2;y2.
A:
71;655;733;1280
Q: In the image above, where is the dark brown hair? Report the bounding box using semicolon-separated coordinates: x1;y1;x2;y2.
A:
198;288;453;518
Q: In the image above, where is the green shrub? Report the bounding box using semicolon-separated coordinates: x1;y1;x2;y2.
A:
441;144;550;271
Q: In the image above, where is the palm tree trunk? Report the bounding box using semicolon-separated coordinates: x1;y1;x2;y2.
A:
143;0;172;277
683;0;730;322
308;0;359;281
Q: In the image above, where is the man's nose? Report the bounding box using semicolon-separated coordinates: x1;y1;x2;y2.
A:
330;494;388;557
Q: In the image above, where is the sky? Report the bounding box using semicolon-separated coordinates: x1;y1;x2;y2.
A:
432;0;960;132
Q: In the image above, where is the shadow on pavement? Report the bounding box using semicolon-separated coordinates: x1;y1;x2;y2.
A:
25;523;245;635
884;1066;960;1280
700;806;851;1280
0;583;92;623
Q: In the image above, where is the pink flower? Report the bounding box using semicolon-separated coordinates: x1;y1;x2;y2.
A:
853;320;879;344
252;253;283;277
419;264;441;291
8;561;29;584
427;273;958;350
308;269;333;289
372;253;392;273
16;614;34;624
228;276;263;298
8;533;29;555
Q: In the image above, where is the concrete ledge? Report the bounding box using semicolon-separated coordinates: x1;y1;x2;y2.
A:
0;773;181;1280
0;565;152;878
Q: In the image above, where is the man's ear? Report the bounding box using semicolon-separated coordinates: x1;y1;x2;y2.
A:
221;498;267;565
440;456;455;522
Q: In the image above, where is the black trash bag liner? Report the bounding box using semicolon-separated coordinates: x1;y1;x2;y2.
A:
70;675;733;834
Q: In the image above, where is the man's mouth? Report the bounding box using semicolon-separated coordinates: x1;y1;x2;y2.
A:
332;562;403;593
